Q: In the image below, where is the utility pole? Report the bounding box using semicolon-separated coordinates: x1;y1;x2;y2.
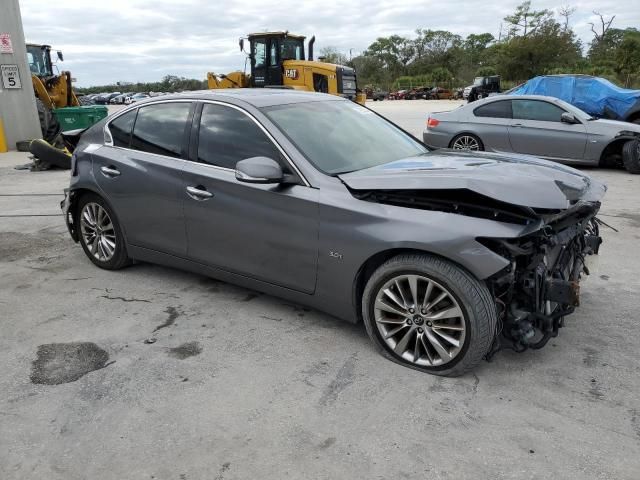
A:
0;0;41;151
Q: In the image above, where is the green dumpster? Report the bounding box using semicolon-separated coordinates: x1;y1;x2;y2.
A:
53;105;108;132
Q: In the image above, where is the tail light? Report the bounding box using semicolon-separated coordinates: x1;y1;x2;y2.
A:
427;117;440;128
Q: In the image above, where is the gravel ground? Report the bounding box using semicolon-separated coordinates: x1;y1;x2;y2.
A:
0;99;638;479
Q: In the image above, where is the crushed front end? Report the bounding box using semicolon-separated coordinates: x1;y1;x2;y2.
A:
481;201;603;356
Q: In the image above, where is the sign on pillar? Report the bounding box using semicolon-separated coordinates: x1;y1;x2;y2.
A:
0;33;13;54
1;64;21;88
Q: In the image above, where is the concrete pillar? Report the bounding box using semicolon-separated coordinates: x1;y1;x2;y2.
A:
0;0;42;151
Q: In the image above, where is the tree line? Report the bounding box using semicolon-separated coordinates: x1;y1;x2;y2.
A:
321;1;640;90
77;1;639;93
77;75;207;95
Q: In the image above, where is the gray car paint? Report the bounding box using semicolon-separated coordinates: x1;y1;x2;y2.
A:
66;89;606;324
423;94;640;165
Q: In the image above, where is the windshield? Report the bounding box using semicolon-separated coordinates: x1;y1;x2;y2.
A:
473;77;483;86
281;38;304;61
26;45;53;77
263;100;427;175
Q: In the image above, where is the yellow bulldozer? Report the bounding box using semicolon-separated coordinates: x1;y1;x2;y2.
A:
207;32;366;105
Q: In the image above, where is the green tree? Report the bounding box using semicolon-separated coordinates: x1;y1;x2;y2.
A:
318;46;349;66
504;1;553;37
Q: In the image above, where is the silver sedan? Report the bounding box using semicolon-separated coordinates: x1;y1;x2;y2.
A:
423;94;640;173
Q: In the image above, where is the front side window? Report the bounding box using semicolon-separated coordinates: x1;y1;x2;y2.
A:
197;103;283;170
263;100;427;175
281;38;303;61
253;39;266;68
130;103;191;158
512;100;565;122
474;100;512;119
109;109;137;147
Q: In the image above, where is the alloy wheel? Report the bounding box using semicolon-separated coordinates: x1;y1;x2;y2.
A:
80;202;117;262
373;274;466;367
452;135;480;151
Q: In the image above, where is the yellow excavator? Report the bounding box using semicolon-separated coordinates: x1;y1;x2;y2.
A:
207;32;366;105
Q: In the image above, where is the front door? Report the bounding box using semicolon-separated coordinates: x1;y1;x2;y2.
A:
181;102;319;293
93;102;194;256
508;99;587;160
251;36;284;87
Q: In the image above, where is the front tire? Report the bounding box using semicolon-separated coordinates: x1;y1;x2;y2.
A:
362;254;496;376
36;98;61;143
622;139;640;174
77;193;131;270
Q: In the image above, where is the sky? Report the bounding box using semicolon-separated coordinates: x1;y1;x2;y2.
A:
18;0;640;87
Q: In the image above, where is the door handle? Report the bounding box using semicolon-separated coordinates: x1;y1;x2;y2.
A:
511;123;524;128
186;185;214;200
100;166;121;177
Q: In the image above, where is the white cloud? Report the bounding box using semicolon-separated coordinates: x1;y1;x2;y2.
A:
18;0;640;86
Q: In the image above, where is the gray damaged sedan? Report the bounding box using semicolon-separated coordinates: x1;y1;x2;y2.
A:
62;90;605;376
424;94;640;173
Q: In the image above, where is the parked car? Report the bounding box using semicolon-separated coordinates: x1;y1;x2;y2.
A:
509;75;640;124
62;89;604;376
110;93;132;105
466;75;501;102
124;93;149;104
388;90;407;100
429;87;453;100
423;94;640;173
406;87;431;100
94;92;121;104
372;90;388;101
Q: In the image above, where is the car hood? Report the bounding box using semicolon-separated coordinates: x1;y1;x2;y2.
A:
590;118;640;131
338;150;606;210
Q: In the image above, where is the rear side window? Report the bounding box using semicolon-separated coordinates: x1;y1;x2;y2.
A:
474;100;512;119
130;103;192;158
197;103;283;170
512;100;564;122
109;109;137;147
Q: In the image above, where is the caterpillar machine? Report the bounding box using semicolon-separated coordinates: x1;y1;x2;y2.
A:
207;32;367;105
23;43;80;168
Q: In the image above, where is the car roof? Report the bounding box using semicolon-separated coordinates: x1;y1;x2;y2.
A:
134;88;343;108
477;94;566;103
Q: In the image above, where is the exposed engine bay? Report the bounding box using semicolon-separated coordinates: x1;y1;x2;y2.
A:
351;187;604;357
480;202;602;355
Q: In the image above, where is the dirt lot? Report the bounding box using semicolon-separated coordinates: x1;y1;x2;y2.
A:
1;99;639;479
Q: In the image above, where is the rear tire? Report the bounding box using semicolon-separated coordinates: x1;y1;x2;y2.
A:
622;139;640;174
450;133;484;151
362;254;497;376
77;193;131;270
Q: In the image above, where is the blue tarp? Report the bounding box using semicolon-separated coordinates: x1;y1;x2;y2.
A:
508;75;640;120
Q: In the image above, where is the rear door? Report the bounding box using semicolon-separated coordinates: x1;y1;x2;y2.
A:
94;102;194;256
181;102;319;293
508;99;587;160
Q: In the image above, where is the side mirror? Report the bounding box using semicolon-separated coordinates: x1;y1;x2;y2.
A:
57;51;64;61
561;112;579;124
235;157;284;184
239;38;244;52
